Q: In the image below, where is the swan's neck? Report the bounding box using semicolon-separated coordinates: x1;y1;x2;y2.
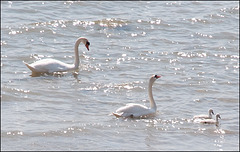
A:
74;39;81;69
208;111;212;118
148;80;157;110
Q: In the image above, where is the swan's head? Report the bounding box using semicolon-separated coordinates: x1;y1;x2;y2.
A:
77;37;90;51
209;108;214;115
216;113;221;119
85;41;90;51
150;75;161;83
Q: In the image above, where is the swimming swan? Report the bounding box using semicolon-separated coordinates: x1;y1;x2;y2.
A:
199;113;221;126
113;75;161;118
193;108;214;120
24;37;90;74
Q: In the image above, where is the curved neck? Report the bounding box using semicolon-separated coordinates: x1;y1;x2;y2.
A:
74;39;82;69
148;79;157;110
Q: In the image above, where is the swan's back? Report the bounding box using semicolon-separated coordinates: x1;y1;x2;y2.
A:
114;103;155;118
25;59;75;73
193;114;211;120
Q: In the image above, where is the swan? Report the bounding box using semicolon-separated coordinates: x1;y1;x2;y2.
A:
23;37;90;74
199;113;221;126
193;108;214;120
112;74;161;118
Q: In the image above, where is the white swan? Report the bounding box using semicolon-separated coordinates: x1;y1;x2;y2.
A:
193;108;214;120
23;37;90;74
113;75;161;118
199;113;221;126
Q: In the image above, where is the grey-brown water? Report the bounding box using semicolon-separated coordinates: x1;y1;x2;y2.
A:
1;1;239;151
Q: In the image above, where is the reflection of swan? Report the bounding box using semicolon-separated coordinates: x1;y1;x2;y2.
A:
113;75;161;118
200;113;221;126
193;108;214;120
24;37;90;74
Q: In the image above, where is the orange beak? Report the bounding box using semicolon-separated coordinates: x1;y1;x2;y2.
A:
85;44;89;51
154;75;161;79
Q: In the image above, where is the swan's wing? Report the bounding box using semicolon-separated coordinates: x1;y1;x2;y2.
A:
193;114;209;119
116;104;148;112
199;119;216;124
114;104;154;118
28;59;74;73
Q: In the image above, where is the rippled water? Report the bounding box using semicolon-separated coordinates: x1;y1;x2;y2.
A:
1;1;239;151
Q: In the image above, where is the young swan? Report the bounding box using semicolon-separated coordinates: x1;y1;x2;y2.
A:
193;108;214;120
200;113;221;126
113;75;161;118
24;37;90;74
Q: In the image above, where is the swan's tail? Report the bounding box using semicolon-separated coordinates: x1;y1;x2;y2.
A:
112;112;122;118
23;61;36;72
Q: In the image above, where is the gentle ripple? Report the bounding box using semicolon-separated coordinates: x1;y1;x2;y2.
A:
1;1;239;151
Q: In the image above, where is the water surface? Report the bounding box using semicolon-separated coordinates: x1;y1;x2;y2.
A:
1;1;239;151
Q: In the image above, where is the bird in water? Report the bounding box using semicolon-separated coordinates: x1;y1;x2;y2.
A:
113;75;161;118
199;113;221;126
23;37;90;76
193;108;215;120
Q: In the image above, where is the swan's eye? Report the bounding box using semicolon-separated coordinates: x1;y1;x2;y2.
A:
154;75;158;78
86;41;90;46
